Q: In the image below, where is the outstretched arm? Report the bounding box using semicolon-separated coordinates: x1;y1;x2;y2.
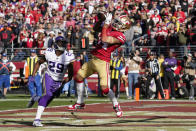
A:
101;24;121;44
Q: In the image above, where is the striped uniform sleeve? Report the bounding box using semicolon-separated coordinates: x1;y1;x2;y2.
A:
108;31;126;44
65;52;75;65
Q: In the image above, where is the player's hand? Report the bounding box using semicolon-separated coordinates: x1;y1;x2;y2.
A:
105;13;112;25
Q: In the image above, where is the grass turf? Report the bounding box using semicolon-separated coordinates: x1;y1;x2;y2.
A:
0;94;110;111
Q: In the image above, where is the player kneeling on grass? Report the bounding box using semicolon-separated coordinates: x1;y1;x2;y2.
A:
32;36;74;127
68;12;131;118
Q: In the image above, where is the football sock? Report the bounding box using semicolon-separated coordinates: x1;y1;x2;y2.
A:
76;82;85;104
125;87;129;97
107;89;118;106
35;106;45;120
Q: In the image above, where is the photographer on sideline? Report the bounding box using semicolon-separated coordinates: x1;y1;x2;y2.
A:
182;53;196;100
126;49;142;99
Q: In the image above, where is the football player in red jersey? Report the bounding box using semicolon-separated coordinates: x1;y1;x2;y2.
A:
68;12;131;118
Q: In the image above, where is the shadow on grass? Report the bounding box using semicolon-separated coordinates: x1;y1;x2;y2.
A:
1;116;184;127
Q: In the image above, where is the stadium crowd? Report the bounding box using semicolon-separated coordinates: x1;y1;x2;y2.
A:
0;0;195;57
0;0;196;100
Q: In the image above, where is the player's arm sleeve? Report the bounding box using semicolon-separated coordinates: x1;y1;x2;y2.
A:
66;53;75;65
101;25;125;44
44;48;51;61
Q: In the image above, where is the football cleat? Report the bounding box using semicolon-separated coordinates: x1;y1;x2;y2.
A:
68;103;85;111
113;104;123;118
33;119;43;127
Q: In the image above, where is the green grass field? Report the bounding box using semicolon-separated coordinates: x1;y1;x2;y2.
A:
0;94;111;110
1;94;196;131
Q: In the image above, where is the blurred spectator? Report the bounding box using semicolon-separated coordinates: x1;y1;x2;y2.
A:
0;53;16;99
174;7;186;23
74;24;83;50
124;26;134;55
126;49;142;99
24;49;42;108
158;54;165;87
120;57;129;98
110;53;123;98
133;20;142;39
18;25;29;47
181;53;196;100
163;51;177;99
178;25;188;57
0;22;15;51
44;31;55;48
65;25;75;48
12;49;26;61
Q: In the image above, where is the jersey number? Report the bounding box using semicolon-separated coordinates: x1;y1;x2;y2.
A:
48;61;64;73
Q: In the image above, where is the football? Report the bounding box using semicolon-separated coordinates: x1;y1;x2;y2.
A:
97;12;106;22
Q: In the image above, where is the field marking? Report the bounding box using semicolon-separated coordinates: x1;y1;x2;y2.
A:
1;99;196;102
0;103;102;113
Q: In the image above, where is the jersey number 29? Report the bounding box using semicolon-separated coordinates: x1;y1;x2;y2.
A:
48;61;64;73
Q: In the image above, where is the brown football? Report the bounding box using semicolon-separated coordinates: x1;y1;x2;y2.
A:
97;12;106;22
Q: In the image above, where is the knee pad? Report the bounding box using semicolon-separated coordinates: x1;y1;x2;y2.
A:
74;76;84;83
102;88;109;95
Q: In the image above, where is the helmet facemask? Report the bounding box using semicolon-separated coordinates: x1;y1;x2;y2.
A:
55;36;66;51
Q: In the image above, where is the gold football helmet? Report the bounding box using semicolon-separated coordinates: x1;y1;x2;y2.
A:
111;14;131;32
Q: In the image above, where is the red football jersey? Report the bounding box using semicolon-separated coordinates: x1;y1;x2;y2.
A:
91;27;126;62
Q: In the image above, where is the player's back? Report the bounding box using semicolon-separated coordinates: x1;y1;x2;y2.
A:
45;48;75;81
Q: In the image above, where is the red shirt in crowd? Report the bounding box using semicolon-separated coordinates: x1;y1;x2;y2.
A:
174;11;186;23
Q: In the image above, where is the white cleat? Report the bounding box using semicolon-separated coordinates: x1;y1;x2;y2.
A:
33;119;43;127
113;104;123;118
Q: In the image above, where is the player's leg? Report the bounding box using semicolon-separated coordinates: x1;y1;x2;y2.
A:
68;60;94;110
96;59;122;117
33;73;57;127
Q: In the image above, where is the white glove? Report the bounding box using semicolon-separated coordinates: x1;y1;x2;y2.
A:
105;13;112;25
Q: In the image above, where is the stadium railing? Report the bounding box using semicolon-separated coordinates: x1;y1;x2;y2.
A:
4;45;196;61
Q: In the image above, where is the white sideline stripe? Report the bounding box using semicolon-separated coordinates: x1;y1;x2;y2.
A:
0;99;109;102
0;103;101;113
0;100;196;113
0;99;196;102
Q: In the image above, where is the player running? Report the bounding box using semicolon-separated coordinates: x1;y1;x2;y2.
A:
68;13;131;118
32;36;74;127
